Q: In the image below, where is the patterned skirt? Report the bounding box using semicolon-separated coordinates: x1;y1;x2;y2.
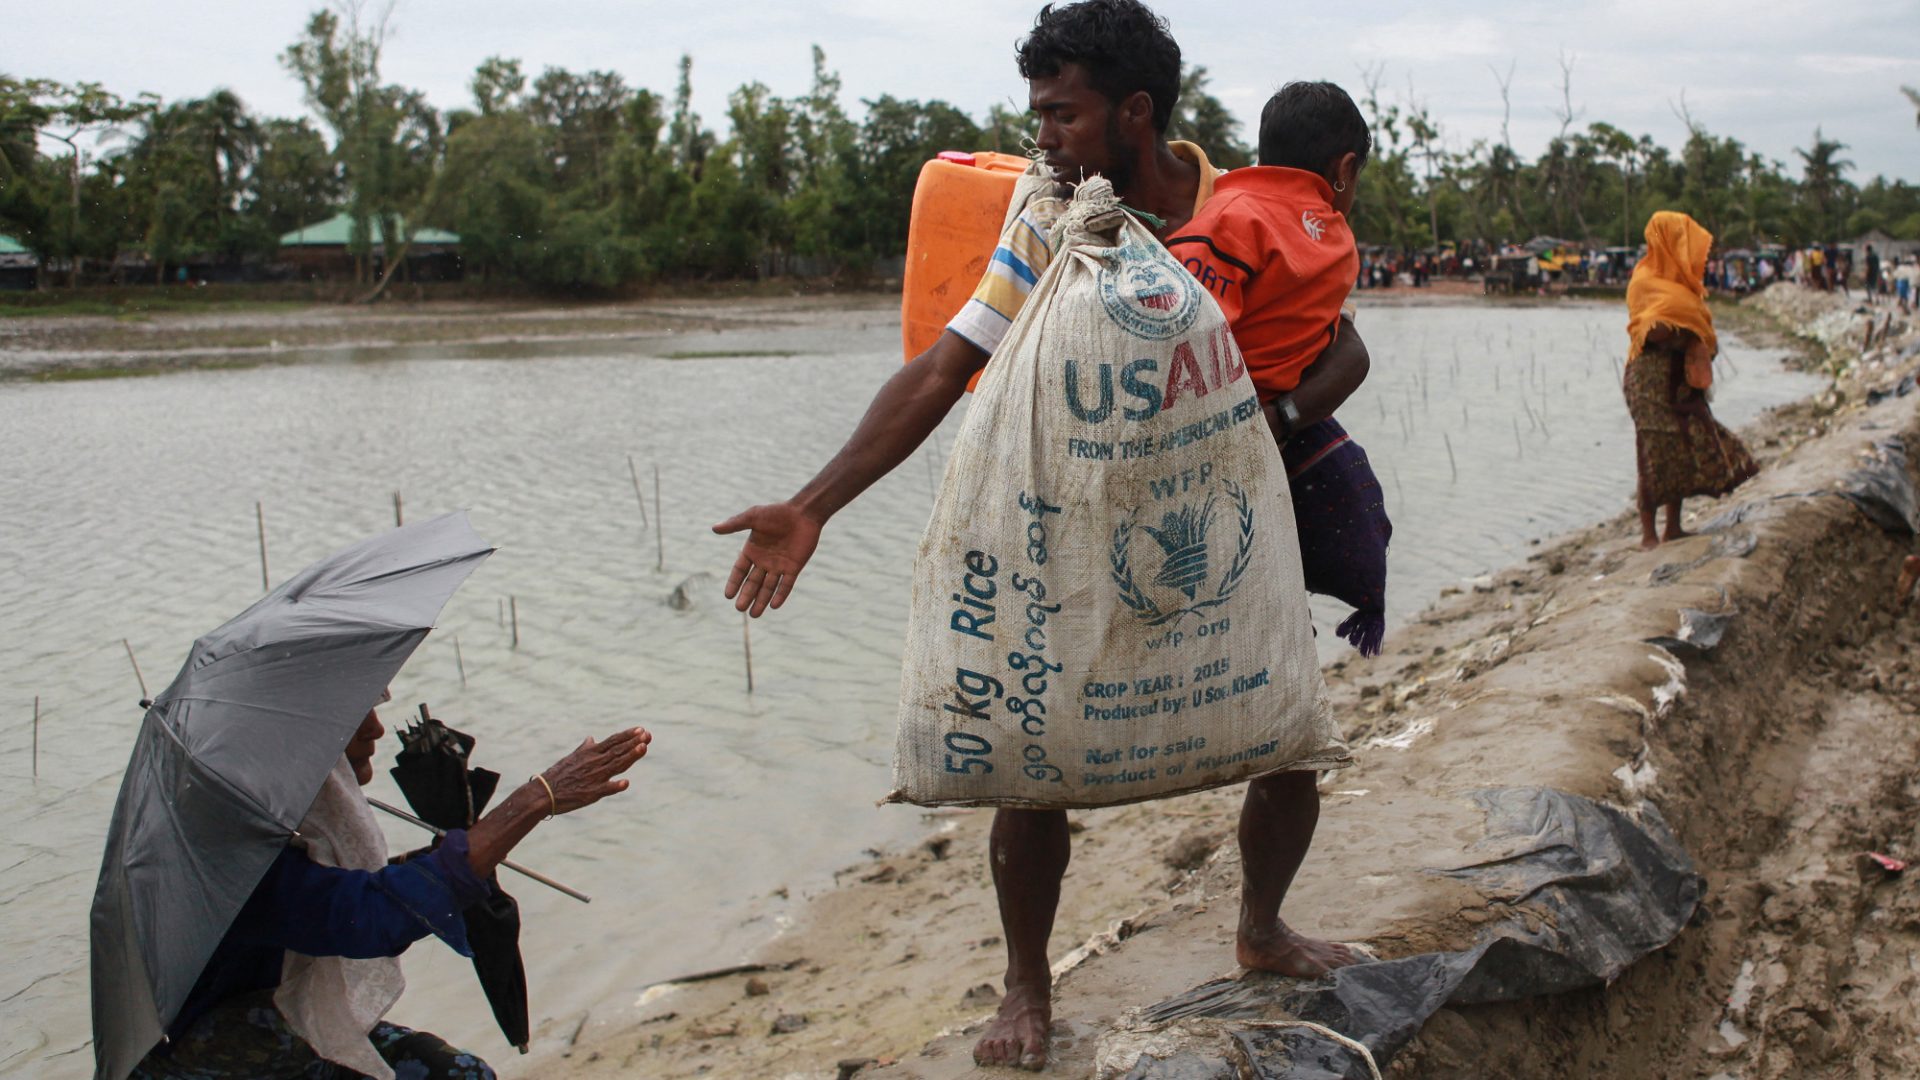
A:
130;990;495;1080
1623;350;1758;507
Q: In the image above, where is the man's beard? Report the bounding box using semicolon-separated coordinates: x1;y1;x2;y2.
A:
1095;111;1136;197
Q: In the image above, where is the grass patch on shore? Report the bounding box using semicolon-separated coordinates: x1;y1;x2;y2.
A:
1;297;313;319
28;357;268;382
659;349;801;360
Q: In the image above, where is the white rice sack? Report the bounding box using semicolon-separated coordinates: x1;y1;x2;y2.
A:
889;178;1345;808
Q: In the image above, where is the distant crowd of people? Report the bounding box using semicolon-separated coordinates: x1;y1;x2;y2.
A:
1355;237;1918;311
1356;249;1455;289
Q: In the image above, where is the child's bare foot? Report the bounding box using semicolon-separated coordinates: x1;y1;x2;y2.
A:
1639;532;1662;551
1662;526;1691;542
972;983;1051;1071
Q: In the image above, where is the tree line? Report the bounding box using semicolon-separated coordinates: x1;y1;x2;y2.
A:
3;9;1918;292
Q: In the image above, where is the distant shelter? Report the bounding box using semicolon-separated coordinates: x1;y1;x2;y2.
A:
1848;229;1920;265
279;213;462;283
0;233;39;291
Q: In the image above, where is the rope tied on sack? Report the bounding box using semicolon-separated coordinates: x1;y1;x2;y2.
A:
1055;175;1129;247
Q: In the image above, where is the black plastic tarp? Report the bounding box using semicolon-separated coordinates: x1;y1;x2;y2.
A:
1111;787;1704;1079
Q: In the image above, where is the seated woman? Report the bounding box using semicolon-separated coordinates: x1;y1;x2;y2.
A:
131;698;651;1080
1623;211;1758;550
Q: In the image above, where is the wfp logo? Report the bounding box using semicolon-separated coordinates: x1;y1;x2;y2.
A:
1301;211;1327;242
1110;481;1254;626
1097;241;1202;341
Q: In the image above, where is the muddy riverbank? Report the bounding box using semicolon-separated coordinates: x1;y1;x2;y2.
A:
543;284;1920;1080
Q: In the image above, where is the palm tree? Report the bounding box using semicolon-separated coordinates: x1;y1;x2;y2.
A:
187;89;259;231
1794;128;1853;240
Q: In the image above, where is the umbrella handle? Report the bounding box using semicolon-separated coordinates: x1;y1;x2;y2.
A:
367;797;592;903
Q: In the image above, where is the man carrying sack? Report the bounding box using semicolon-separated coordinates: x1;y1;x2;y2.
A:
713;1;1368;1070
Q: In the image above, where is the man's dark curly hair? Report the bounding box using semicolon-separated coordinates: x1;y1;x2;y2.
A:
1258;81;1372;175
1016;0;1182;134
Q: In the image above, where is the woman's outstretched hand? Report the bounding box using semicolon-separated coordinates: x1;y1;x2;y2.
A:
466;726;652;877
539;727;652;814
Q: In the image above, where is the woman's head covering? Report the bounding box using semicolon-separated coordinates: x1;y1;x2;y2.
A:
1627;210;1718;370
274;759;406;1080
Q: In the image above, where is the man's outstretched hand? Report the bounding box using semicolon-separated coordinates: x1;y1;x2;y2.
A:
712;502;822;616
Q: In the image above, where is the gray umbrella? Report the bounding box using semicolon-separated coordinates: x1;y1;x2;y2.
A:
89;511;494;1080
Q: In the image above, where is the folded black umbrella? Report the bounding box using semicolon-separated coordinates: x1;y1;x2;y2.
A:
389;709;529;1053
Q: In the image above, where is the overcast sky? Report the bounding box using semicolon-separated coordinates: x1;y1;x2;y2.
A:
10;0;1919;182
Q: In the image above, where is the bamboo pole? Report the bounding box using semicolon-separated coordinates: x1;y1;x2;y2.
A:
510;596;520;649
653;464;664;572
255;501;270;591
367;797;590;903
1443;433;1457;481
454;634;467;687
123;639;148;701
32;696;39;781
742;613;755;693
393;490;404;526
627;454;649;528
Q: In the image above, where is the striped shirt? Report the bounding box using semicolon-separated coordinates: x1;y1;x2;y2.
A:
945;141;1218;358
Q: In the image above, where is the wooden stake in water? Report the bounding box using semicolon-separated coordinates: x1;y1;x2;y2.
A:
1513;416;1524;458
510;596;520;649
627;454;649;528
498;598;505;628
653;464;664;573
1443;433;1457;481
454;634;468;687
123;639;148;701
255;501;270;592
32;695;39;781
742;613;755;694
393;491;404;526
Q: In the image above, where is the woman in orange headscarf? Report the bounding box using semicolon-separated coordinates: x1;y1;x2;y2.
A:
1623;211;1758;549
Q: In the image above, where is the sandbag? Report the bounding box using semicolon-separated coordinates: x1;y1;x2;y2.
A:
888;178;1345;809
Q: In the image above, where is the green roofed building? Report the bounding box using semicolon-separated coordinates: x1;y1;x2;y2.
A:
279;213;460;248
277;213;461;282
0;233;39;291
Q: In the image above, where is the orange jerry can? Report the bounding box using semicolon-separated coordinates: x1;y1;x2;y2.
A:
900;150;1033;388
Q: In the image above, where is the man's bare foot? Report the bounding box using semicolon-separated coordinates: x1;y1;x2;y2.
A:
1662;526;1691;542
1639;533;1662;551
973;984;1052;1070
1237;921;1365;978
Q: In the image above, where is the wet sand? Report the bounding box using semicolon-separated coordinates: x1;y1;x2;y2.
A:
546;285;1920;1080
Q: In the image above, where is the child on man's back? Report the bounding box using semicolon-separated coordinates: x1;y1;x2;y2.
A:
1166;81;1392;656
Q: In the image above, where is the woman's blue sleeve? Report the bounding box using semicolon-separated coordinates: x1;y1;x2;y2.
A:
232;830;492;960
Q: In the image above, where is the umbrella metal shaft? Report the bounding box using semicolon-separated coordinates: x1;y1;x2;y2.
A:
367;797;591;903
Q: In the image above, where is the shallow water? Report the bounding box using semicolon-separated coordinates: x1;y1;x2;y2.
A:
0;299;1821;1076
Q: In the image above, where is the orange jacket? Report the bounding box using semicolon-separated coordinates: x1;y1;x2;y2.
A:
1165;167;1357;398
